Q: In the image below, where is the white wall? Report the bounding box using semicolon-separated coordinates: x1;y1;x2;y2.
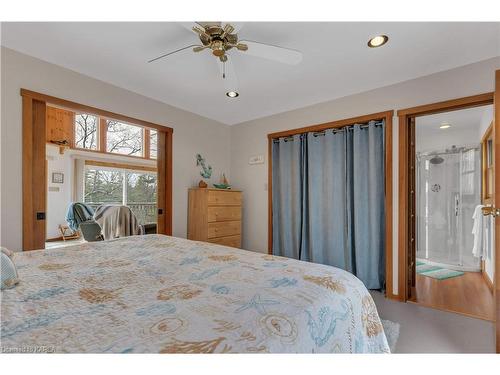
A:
46;145;74;239
229;57;500;297
415;127;481;153
0;46;231;251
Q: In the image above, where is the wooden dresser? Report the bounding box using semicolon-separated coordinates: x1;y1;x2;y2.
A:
187;188;242;248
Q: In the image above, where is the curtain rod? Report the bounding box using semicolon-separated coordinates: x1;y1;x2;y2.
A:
273;122;384;143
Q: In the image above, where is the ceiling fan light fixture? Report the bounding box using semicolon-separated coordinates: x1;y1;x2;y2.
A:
226;91;239;98
368;35;389;48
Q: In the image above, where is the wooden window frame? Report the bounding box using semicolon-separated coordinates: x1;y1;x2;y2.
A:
481;122;494;205
267;110;395;299
84;160;157;173
21;89;173;250
396;92;494;303
47;96;161;161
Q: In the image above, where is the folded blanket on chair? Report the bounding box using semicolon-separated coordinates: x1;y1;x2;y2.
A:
94;205;142;240
66;202;95;231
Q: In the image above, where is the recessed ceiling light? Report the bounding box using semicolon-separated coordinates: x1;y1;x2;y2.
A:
367;35;389;48
440;122;451;129
226;91;239;98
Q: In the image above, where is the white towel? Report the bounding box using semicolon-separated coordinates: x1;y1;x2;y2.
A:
471;204;484;259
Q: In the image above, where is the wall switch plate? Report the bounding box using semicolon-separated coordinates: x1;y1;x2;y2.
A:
249;155;264;165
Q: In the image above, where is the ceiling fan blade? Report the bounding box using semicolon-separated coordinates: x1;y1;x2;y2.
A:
193;45;208;53
225;22;244;33
179;22;205;32
239;40;302;65
148;45;201;63
220;24;235;39
217;57;238;93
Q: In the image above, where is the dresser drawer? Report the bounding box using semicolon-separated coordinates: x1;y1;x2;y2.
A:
207;235;241;248
208;221;241;238
207;190;242;206
208;206;241;222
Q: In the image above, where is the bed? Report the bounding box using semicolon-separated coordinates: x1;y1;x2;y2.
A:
1;234;389;353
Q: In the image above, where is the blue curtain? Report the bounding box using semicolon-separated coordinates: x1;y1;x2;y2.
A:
272;121;385;289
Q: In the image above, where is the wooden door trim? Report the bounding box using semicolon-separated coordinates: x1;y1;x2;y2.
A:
494;70;500;353
267;110;395;299
397;92;495;302
21;89;173;250
21;89;173;133
22;97;47;250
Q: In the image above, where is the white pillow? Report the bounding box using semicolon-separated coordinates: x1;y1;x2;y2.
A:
1;247;20;290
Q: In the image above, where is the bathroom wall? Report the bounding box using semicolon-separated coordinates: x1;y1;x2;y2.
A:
414;105;494;278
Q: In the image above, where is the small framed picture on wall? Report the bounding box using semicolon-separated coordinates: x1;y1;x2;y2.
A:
52;172;64;184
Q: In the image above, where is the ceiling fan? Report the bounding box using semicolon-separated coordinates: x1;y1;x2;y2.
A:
148;22;303;96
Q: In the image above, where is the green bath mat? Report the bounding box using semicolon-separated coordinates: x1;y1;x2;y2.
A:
416;263;464;280
416;264;441;273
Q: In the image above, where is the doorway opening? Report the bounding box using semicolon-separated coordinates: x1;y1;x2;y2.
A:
22;89;173;251
398;94;495;321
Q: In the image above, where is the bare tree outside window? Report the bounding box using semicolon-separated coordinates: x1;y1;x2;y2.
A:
106;120;143;156
150;129;157;159
127;172;157;223
83;167;157;224
75;114;98;149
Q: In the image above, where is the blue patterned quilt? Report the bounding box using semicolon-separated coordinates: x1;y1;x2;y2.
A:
0;235;389;353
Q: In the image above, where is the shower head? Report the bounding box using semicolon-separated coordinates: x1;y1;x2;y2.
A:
429;155;444;165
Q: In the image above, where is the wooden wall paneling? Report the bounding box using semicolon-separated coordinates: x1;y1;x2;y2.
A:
46;106;75;147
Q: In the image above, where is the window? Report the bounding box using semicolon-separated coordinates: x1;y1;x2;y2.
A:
73;113;158;159
106;120;144;157
83;166;157;224
84;169;124;205
461;148;477;195
127;172;157;224
75;113;98;150
150;129;158;159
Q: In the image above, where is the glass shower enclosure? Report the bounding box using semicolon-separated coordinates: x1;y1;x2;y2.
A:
416;145;481;271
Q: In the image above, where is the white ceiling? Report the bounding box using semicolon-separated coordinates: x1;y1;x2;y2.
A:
415;104;493;151
417;105;493;132
2;22;499;125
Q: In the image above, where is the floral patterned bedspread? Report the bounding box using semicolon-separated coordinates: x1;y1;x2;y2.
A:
1;235;389;353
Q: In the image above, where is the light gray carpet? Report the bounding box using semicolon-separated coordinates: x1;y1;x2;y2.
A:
381;319;400;353
371;291;495;353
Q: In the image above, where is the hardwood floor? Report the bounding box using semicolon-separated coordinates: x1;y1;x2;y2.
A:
412;271;494;321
